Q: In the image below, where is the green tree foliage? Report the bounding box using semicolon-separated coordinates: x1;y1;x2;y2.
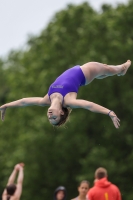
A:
0;1;133;199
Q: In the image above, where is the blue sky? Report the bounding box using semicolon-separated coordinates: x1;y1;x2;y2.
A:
0;0;128;57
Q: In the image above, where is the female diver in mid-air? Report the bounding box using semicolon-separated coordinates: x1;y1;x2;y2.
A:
0;60;131;128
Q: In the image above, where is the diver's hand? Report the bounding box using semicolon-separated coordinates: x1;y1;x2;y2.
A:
0;106;7;121
109;111;120;128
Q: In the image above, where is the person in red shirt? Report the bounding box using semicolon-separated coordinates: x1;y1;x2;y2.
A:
87;167;122;200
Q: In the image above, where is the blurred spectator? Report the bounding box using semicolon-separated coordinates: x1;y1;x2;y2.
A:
87;167;122;200
54;186;67;200
2;163;24;200
71;180;89;200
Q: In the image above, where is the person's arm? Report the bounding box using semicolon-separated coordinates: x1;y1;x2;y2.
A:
7;166;18;185
0;95;50;121
2;189;7;200
14;165;24;199
2;164;19;200
68;99;120;128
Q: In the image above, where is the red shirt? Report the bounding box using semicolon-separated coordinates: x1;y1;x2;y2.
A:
87;178;122;200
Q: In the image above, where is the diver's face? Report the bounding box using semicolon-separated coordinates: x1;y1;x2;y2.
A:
47;108;64;125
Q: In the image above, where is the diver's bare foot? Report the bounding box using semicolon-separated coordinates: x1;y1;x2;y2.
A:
117;60;131;76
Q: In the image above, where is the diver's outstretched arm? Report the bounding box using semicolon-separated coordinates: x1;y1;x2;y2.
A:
0;95;50;121
68;99;120;128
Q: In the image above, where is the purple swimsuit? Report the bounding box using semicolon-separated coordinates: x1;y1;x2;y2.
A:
48;65;86;98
